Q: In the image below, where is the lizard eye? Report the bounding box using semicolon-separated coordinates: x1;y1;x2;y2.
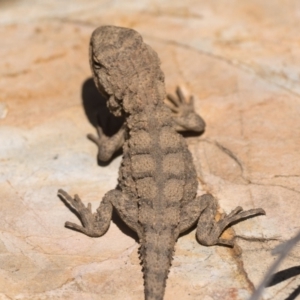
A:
93;57;104;69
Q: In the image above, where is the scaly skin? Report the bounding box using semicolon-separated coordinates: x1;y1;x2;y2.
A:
58;26;265;300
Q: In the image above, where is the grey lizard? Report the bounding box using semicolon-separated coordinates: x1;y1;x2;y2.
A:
58;25;265;300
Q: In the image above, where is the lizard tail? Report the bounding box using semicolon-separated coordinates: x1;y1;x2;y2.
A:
142;229;176;300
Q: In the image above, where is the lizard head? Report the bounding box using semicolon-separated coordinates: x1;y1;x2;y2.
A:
90;25;166;116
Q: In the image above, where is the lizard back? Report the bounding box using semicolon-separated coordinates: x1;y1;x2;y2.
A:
118;104;198;300
119;104;198;225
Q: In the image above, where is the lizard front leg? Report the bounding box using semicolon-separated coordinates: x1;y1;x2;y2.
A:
87;122;126;162
180;194;265;246
165;86;206;133
58;189;141;238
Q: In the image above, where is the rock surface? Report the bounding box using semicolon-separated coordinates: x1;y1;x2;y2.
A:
0;1;300;299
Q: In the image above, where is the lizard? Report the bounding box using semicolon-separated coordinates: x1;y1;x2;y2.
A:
58;25;266;300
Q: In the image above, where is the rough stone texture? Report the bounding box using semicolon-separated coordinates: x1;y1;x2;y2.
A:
0;1;300;299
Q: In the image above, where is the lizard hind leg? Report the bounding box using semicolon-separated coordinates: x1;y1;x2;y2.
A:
196;194;265;247
58;189;141;238
58;189;115;237
179;194;265;247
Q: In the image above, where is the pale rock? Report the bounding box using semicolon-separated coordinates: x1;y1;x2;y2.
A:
0;1;300;299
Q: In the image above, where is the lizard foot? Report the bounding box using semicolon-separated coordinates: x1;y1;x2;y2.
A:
197;199;265;247
58;189;101;237
166;86;195;114
165;86;205;132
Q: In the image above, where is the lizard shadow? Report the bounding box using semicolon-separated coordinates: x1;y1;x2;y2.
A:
112;210;139;242
180;131;204;139
81;77;124;166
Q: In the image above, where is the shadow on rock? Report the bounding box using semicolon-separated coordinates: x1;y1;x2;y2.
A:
81;77;124;166
81;77;124;136
267;266;300;287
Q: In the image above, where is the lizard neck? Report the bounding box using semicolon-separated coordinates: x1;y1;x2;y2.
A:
122;78;166;115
